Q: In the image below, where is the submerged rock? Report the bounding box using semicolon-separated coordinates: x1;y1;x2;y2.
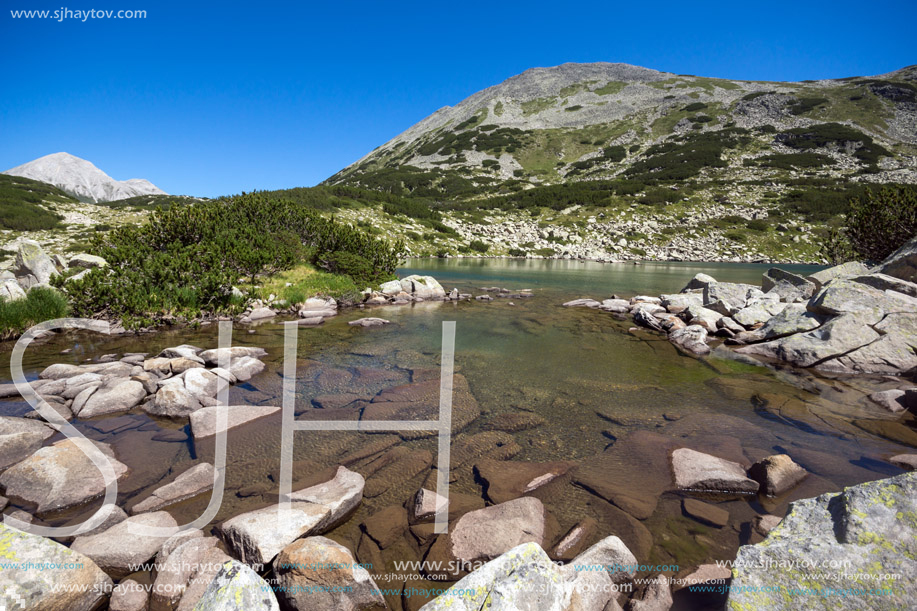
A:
727;472;917;610
131;462;216;513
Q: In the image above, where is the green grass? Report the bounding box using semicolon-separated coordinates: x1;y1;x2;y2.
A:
0;287;70;340
593;81;626;96
256;263;361;304
521;96;558;116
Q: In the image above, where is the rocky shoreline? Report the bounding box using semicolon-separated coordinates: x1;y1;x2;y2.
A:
566;236;917;377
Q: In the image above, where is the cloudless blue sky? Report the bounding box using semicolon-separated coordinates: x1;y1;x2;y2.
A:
1;0;915;196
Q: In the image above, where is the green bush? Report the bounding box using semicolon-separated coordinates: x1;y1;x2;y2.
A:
57;193;404;328
845;186;917;262
724;231;747;242
0;175;66;231
746;219;769;231
682;102;708;112
468;240;490;253
788;97;829;115
316;251;393;287
565;105;583;112
508;247;527;257
0;287;69;339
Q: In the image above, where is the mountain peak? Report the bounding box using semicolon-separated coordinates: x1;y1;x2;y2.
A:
3;152;166;203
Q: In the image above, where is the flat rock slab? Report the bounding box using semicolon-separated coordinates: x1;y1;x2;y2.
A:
671;448;759;494
0;523;113;611
220;502;331;566
193;559;279;611
131;462;216;513
190;404;280;438
361;374;480;440
0;438;129;513
71;511;179;579
198;346;267;366
0;416;55;470
288;465;364;531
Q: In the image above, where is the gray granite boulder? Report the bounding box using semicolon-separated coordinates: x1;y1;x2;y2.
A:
747;454;807;496
0;523;112;611
727;472;917;610
71;511;179;578
0;416;55;470
873;235;917;283
805;261;869;291
668;325;710;356
192;559;279;611
77;379;146;418
190;404;280;439
0;438;129;512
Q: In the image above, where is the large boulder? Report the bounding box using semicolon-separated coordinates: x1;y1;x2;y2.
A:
149;536;220;611
67;253;107;269
0;278;27;301
219;466;362;566
805;261;869;291
400;275;446;300
703;282;755;313
669;325;710;356
735;310;883;368
727;472;917;610
852;272;917;298
807;278;915;316
0;416;55;470
762;268;816;302
424;497;546;579
77;379;146;418
0;438;129;512
816;313;917;374
419;542;621;611
754;303;826;340
198;346;267;367
747;454;807;496
13;239;58;285
274;536;385;610
683;304;722;332
70;511;179;579
192;559;279;611
0;523;113;611
872;235;917;283
671;448;759;494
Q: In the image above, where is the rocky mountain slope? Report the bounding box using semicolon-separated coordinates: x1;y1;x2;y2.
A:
3;152;166;203
329;62;917;189
322;63;917;263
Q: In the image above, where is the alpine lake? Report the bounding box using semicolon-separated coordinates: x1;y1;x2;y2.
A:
2;258;914;610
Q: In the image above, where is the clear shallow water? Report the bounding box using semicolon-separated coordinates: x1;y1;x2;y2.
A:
1;258;913;610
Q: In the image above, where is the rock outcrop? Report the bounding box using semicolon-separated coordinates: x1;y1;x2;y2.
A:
728;472;917;610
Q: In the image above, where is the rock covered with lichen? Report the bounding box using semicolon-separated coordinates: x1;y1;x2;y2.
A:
727;471;917;610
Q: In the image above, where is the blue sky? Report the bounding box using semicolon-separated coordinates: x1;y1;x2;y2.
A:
1;0;915;197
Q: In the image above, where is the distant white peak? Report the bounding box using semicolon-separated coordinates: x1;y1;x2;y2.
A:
3;152;166;203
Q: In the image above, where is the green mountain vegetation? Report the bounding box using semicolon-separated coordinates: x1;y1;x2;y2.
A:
0;174;73;231
56;191;405;328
